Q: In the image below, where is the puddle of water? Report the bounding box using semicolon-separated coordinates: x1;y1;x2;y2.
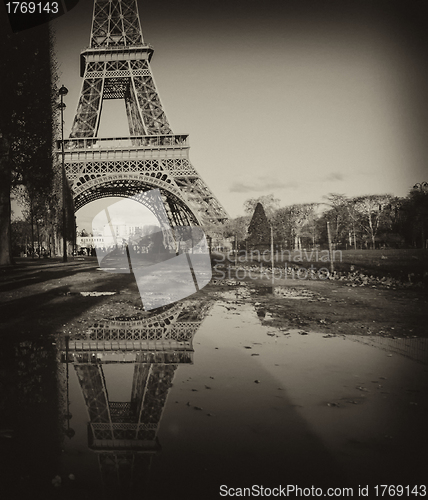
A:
273;286;319;299
1;293;427;499
348;335;428;365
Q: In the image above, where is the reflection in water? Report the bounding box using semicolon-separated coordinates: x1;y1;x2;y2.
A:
348;335;428;364
0;337;61;499
60;300;212;498
1;291;427;499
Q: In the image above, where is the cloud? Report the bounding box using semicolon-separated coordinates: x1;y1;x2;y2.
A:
229;179;299;193
323;172;344;182
229;171;345;194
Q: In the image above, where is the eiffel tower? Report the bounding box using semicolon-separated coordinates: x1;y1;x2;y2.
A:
61;0;228;226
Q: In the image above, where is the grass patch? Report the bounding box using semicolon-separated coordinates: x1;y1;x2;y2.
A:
213;249;428;281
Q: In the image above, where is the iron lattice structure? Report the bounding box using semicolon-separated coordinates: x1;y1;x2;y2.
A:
60;0;228;226
61;300;212;494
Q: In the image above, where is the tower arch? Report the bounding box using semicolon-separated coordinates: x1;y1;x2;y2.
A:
73;172;200;227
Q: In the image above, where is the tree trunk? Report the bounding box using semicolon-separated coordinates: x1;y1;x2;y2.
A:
0;135;12;266
30;204;35;259
0;183;12;266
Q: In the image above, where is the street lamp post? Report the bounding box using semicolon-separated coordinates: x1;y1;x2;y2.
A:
59;85;68;263
413;182;428;249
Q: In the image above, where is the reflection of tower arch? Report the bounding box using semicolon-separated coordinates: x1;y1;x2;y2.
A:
62;300;212;495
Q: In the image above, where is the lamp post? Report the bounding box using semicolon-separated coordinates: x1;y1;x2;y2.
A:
59;85;68;262
326;221;334;274
413;182;428;248
270;225;274;288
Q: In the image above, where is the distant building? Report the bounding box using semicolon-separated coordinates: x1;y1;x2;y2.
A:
77;224;145;252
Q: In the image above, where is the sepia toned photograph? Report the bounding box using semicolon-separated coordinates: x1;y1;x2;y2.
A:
0;1;427;499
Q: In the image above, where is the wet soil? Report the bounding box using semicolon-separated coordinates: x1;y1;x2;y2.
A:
0;257;427;500
0;257;426;340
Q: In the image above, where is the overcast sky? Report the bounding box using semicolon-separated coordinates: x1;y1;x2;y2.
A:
52;0;428;230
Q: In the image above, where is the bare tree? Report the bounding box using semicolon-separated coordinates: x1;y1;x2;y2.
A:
353;194;394;249
272;203;319;249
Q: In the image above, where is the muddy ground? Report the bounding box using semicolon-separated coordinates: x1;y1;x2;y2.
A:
0;256;427;500
0;257;426;340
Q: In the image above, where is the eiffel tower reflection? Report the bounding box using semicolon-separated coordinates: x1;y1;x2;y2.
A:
61;299;212;497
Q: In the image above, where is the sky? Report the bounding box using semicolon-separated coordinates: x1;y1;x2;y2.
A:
50;0;428;230
91;198;159;232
